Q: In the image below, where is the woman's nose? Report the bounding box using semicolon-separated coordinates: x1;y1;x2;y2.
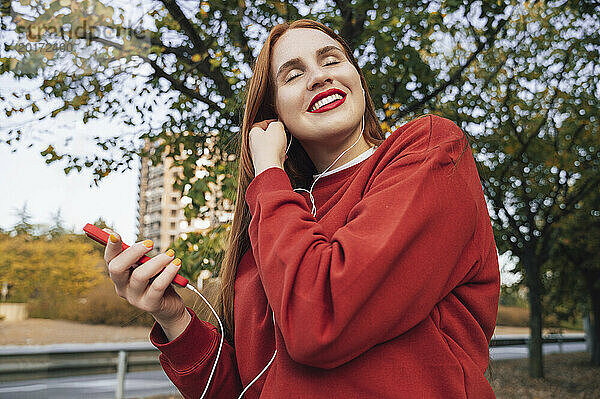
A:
306;67;333;91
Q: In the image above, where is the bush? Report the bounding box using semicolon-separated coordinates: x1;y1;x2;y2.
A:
29;276;223;328
71;279;156;326
496;306;530;327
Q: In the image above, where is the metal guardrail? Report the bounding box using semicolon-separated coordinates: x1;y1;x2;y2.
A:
0;342;160;399
490;333;586;347
0;334;587;397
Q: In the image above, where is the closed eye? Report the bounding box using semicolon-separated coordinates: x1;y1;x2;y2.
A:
285;61;341;83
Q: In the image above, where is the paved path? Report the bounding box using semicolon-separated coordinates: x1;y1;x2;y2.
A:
0;370;179;399
0;342;588;398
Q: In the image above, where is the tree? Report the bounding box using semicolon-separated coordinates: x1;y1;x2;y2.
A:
168;224;229;284
11;202;35;236
436;1;600;376
1;0;512;223
547;190;600;365
45;207;71;238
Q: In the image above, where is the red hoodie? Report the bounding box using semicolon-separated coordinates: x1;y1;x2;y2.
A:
150;115;500;398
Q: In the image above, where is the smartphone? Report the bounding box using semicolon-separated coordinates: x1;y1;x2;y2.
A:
83;223;189;287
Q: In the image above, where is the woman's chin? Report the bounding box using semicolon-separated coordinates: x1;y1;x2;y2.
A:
295;123;358;143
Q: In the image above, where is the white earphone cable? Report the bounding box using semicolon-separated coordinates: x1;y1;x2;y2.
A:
184;283;224;399
236;311;278;399
289;113;365;217
184;284;277;399
183;101;367;398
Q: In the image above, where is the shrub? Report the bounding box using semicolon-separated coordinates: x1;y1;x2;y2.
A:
40;277;223;327
496;306;530;327
71;279;155;326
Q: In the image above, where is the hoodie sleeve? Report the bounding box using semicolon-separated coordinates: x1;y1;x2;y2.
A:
150;307;242;399
244;118;483;369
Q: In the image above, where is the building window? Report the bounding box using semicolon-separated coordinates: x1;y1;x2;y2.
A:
172;196;178;203
170;234;176;242
171;209;177;216
170;222;176;229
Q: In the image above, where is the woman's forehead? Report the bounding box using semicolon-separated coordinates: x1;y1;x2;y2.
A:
271;28;342;72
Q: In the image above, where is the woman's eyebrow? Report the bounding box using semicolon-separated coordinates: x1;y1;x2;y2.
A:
276;45;344;81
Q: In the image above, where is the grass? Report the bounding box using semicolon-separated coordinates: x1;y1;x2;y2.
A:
487;352;600;398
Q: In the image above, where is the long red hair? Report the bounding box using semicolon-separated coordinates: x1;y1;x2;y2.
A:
217;19;386;345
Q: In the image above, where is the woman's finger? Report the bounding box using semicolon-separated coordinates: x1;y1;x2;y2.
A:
128;250;177;295
251;118;277;131
103;228;123;265
108;239;154;287
145;259;182;304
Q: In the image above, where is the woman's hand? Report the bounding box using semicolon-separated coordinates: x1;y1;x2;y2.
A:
103;229;190;341
249;118;288;177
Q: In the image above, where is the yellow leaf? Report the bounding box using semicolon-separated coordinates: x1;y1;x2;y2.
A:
273;1;286;15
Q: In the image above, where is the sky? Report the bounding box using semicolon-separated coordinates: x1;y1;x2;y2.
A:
0;127;140;244
0;76;141;245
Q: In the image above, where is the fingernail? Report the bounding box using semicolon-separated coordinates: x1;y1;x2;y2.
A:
109;234;118;243
172;258;181;266
143;239;153;248
165;249;175;257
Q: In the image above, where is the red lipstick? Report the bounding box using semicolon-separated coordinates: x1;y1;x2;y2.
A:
307;88;347;113
308;96;346;113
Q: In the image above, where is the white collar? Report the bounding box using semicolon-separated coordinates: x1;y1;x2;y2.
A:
312;146;378;179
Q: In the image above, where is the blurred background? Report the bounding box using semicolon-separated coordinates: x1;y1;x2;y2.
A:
0;0;598;398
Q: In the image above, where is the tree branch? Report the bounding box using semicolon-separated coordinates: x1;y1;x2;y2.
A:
150;36;195;60
146;58;222;112
543;174;600;236
88;36;223;112
397;10;512;119
332;0;366;49
229;7;255;67
160;0;234;98
160;0;208;54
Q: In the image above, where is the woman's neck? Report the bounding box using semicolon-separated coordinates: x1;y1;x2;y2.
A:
308;133;372;174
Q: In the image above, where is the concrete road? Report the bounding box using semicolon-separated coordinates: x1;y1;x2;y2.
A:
0;370;179;399
0;342;588;398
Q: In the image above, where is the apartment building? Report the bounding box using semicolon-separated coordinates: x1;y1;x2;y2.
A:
135;139;231;254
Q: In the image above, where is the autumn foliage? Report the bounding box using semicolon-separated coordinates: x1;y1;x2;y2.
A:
0;232;104;307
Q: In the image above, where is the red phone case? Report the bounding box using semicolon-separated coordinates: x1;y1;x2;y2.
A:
83;223;189;287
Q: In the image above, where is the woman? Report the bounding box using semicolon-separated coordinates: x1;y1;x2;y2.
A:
104;19;500;398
